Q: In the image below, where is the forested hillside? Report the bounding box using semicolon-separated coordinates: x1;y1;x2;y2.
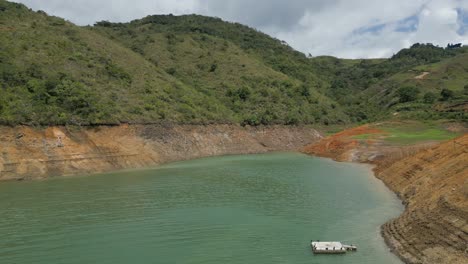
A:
0;0;466;126
92;14;347;126
0;1;239;125
311;43;468;121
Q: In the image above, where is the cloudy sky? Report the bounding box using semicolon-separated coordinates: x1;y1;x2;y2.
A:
12;0;468;58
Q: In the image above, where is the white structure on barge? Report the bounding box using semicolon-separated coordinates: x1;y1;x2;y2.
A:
310;241;357;254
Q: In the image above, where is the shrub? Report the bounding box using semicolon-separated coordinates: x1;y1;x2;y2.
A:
95;21;113;27
299;85;310;97
165;67;176;75
227;87;251;102
285;112;300;125
105;63;132;83
397;86;420;103
423;92;437;104
242;115;260;126
209;63;217;72
440;88;454;101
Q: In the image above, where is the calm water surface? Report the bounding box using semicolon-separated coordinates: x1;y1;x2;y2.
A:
0;153;403;264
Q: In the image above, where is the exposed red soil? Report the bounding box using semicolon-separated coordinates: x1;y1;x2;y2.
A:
302;124;385;161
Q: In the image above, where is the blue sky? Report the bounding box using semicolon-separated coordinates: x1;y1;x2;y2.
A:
395;16;419;33
457;8;468;35
13;0;468;58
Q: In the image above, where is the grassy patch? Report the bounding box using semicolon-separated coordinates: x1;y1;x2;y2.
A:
352;133;380;140
376;122;460;144
383;128;457;144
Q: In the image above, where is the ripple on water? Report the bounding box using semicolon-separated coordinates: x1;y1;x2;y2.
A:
0;153;403;264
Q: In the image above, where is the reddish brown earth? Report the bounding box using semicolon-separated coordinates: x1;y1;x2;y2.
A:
303;124;385;162
0;124;322;181
303;126;468;264
377;134;468;264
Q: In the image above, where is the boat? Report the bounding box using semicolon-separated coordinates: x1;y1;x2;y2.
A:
310;241;357;254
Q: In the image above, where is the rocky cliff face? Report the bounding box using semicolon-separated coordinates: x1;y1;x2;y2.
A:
0;124;321;181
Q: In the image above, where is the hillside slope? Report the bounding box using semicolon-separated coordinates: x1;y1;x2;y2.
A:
0;1;241;125
92;14;350;125
377;135;468;264
310;44;468;122
0;1;349;126
0;0;466;126
363;51;468;121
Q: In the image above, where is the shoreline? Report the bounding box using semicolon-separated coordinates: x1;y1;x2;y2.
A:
311;154;408;263
302;127;468;264
1;123;466;263
0;124;322;181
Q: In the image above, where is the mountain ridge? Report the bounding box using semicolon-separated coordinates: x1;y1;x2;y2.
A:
0;0;466;126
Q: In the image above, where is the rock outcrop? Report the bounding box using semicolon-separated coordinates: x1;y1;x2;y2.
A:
0;124;322;181
376;135;468;264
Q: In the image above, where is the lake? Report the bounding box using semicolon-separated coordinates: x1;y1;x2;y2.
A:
0;153;403;264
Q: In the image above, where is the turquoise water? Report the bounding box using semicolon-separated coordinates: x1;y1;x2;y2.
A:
0;153;403;264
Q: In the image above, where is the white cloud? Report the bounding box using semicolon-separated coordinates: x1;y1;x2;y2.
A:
11;0;468;58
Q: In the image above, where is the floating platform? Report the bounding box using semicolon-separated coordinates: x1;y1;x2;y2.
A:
310;241;357;254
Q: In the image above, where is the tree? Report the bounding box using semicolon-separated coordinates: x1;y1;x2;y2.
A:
209;63;217;72
299;85;310;97
440;88;454;101
423;92;437;104
242;115;259;126
397;86;420;103
165;67;176;75
237;87;251;101
54;80;97;117
94;20;113;27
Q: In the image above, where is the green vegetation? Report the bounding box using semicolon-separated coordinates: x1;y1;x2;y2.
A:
397;86;420;103
352;121;461;144
0;0;466;126
310;43;468;122
353;129;458;144
423;92;437;104
440;88;454;101
0;1;214;125
380;124;460;144
352;134;377;140
383;128;458;144
91;14;349;126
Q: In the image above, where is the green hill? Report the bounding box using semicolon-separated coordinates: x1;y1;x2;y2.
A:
0;0;466;126
310;43;468;122
361;50;468;120
92;15;350;126
0;1;239;125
